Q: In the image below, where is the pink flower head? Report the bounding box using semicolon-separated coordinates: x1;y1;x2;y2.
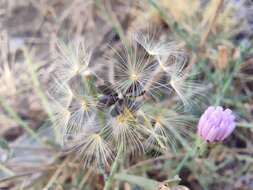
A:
197;106;236;143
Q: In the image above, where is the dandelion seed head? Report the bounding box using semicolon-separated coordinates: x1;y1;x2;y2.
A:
163;59;208;110
50;75;97;135
48;77;73;108
154;116;161;124
48;34;206;167
66;125;113;168
111;42;158;97
134;30;184;58
83;69;92;77
142;105;194;152
53;39;92;82
115;108;134;124
118;92;124;99
107;108;144;154
169;79;176;89
129;71;140;82
80;99;89;111
91;133;102;141
66;96;96;134
51;101;71;144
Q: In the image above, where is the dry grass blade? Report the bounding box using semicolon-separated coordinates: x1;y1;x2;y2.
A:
200;0;224;47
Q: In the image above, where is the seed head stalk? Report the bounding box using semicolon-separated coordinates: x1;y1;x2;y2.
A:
83;74;106;126
174;135;212;175
172;140;199;176
103;143;124;190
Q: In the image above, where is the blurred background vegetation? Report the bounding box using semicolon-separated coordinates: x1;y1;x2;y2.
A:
0;0;252;189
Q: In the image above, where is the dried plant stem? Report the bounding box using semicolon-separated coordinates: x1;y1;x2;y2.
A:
199;0;223;47
0;96;44;145
95;0;128;48
79;168;93;189
147;0;195;49
0;163;15;176
124;153;183;172
0;172;34;183
103;144;123;190
215;48;243;105
43;156;71;190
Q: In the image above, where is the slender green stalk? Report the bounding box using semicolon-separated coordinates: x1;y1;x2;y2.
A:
0;163;15;176
215;47;244;105
236;122;253;128
22;48;58;139
147;0;196;50
22;49;53;119
0;96;44;145
103;144;124;190
173;136;212;176
173;146;197;176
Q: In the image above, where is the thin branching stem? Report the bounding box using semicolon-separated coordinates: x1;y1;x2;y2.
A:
103;144;124;190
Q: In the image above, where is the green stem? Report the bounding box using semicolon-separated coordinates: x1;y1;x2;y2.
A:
0;96;44;145
147;0;196;50
22;48;58;140
236;122;253;128
103;144;124;190
0;163;15;176
173;137;212;176
23;48;54;120
173;146;197;176
215;47;244;105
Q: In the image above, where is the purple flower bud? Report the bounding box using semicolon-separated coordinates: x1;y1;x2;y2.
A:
197;106;236;143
